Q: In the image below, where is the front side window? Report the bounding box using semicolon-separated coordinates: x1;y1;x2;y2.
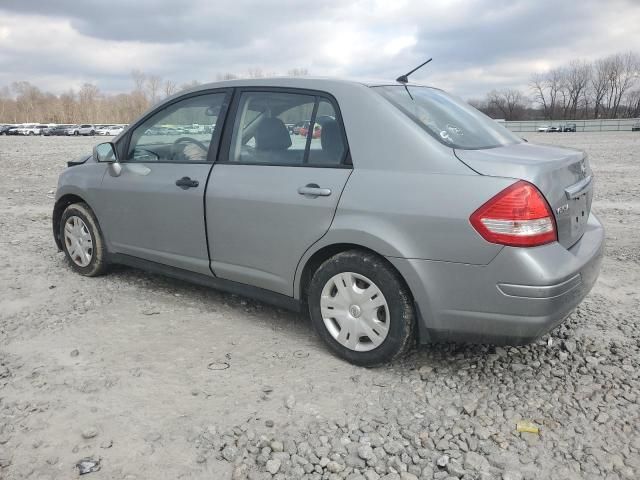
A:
127;92;226;162
228;91;347;166
374;86;521;150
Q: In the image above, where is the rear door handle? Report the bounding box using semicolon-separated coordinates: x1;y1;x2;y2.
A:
175;177;199;189
298;183;332;197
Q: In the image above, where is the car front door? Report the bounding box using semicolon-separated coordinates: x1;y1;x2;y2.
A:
96;90;230;275
206;89;352;296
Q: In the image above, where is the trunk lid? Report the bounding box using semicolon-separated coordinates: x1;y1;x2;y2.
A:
455;142;592;248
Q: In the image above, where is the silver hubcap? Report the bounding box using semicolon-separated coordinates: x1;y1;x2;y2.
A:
64;216;93;267
320;272;390;352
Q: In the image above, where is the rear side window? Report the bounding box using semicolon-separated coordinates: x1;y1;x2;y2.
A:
374;86;521;150
227;91;347;166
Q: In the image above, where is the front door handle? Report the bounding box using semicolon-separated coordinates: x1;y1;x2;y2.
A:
175;177;199;189
298;183;331;197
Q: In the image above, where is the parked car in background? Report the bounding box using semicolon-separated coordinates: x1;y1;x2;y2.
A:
52;77;604;366
79;124;97;136
563;123;577;132
548;126;561;133
68;124;96;136
0;124;15;135
299;122;322;138
537;125;550;132
144;126;165;136
18;124;48;135
632;122;640;132
99;125;125;136
46;124;75;136
292;121;308;135
42;125;57;136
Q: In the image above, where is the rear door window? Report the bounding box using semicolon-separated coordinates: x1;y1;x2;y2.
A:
227;91;347;167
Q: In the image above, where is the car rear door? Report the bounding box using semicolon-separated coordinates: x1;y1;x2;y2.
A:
206;89;352;296
96;90;231;275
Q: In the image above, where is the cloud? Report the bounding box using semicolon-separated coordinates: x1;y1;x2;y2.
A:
0;0;638;98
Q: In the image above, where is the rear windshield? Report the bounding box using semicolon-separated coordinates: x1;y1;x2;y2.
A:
374;85;521;150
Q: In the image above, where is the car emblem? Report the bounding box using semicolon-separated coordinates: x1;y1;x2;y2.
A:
556;204;570;215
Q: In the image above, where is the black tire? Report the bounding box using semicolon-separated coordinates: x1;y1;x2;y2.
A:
74;131;79;136
60;202;108;277
308;250;415;366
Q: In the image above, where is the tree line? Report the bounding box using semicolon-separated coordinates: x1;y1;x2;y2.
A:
1;52;638;124
0;68;309;125
470;51;640;120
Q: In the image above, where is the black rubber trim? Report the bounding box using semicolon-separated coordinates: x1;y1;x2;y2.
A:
107;252;302;312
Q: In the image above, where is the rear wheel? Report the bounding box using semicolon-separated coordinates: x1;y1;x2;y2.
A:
60;203;108;277
308;250;415;366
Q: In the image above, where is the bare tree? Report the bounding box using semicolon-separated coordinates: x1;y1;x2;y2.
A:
590;57;611;118
163;80;178;98
146;75;162;104
179;80;201;91
565;60;591;119
287;68;309;77
247;68;264;78
131;69;147;94
624;88;640;118
486;89;527;120
607;52;639;118
530;73;550;119
0;85;10;121
78;83;100;122
216;72;238;81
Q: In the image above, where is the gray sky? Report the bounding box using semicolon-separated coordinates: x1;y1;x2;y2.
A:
1;0;639;99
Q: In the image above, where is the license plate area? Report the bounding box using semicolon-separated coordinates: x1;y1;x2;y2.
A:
570;193;588;237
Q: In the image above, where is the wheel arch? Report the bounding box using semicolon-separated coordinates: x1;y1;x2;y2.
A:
296;239;434;344
52;194;91;250
296;242;414;305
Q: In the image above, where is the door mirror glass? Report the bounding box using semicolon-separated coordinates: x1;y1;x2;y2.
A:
95;142;117;162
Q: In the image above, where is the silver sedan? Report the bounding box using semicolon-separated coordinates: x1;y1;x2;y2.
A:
52;77;604;366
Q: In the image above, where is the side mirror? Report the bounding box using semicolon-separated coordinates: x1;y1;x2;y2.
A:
94;142;122;176
94;142;117;162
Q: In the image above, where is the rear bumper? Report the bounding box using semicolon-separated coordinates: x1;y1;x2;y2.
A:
389;213;605;345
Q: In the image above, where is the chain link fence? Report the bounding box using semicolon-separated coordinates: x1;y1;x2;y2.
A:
502;118;640;132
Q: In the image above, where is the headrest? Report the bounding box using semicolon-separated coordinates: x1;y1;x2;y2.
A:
320;119;344;160
255;118;292;151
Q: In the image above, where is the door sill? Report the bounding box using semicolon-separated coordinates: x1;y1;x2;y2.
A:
107;253;302;313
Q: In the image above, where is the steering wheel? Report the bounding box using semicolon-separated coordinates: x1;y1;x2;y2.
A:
172;136;208;161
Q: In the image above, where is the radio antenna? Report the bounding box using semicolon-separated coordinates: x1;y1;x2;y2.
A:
396;58;432;83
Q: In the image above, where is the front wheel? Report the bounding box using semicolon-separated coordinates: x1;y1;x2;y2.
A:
308;250;415;366
60;203;108;276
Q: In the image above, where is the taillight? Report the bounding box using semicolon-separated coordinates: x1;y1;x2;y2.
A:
470;180;557;247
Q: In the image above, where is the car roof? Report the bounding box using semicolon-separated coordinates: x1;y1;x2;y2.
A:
178;76;431;95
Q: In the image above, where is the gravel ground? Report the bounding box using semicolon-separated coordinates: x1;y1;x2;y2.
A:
0;132;638;480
